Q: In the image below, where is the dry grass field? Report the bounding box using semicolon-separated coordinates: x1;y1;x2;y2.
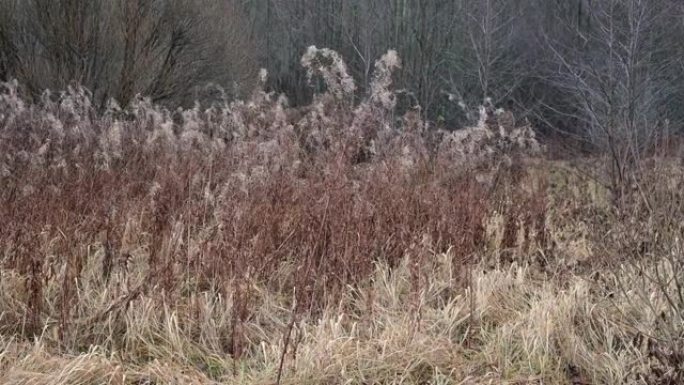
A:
1;50;683;384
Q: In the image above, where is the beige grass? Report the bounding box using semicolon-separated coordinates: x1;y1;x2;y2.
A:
0;245;676;384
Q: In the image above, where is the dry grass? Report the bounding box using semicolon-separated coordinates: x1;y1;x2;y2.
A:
1;49;683;384
0;251;680;384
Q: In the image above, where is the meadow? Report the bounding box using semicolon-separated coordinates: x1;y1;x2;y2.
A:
1;49;682;384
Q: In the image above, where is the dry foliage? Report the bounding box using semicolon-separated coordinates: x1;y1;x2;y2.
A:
0;50;682;384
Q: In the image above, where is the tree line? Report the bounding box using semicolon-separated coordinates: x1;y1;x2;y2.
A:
1;0;684;150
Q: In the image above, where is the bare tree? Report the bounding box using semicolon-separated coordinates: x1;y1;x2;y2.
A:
543;0;681;200
0;0;257;107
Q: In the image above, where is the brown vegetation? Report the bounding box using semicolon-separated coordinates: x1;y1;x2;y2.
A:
0;49;683;384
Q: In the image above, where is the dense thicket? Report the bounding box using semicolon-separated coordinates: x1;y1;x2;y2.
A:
1;0;683;145
0;0;256;107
